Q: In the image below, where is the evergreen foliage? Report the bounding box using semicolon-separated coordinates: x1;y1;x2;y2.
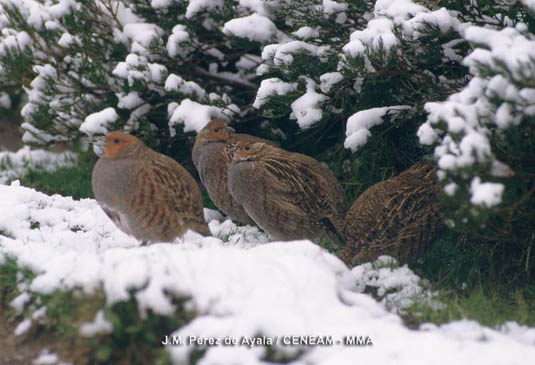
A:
1;0;534;279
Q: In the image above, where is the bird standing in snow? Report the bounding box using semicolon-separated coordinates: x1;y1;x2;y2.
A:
192;119;273;225
227;140;346;244
92;131;210;243
341;162;444;266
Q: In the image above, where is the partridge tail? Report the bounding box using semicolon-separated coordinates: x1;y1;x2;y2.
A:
320;218;346;246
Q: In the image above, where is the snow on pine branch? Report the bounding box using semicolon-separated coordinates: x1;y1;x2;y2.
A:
290;78;329;129
168;99;229;134
223;13;279;44
0;0;252;147
418;23;535;209
250;0;467;138
253;78;297;109
344;106;410;152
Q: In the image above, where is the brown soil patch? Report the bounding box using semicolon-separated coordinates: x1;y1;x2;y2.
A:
0;117;22;152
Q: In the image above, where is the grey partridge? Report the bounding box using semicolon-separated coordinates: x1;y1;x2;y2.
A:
192;119;273;225
92;131;210;243
227;141;346;244
341;162;444;266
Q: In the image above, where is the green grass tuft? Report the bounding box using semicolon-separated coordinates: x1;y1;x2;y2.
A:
402;284;535;329
401;230;535;328
0;256;19;307
18;151;97;200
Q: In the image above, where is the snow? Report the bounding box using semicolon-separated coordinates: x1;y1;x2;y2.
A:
417;122;439;145
290;78;329;128
345;106;409;152
463;25;535;88
238;0;271;16
419;25;532;205
79;310;113;337
121;23;164;48
0;147;77;184
253;78;297;109
0;182;534;363
168;99;225;134
150;0;172;9
375;0;427;21
0;30;32;55
521;0;535;10
14;318;32;336
165;74;206;100
167;24;191;58
444;183;458;197
223;13;278;43
470;177;504;208
57;32;74;47
33;349;59;365
236;54;261;71
0;93;11;109
350;256;438;312
346;18;398;55
11;291;31;314
323;0;348;15
320;72;343;93
293;26;319;40
117;91;144;110
264;41;319;66
185;0;224;19
80;107;119;138
32;306;47;320
402;8;462;38
112;54;168;86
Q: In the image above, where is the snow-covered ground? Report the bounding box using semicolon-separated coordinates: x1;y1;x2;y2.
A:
0;150;534;364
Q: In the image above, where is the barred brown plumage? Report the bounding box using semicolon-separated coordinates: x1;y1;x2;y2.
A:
192;119;274;225
227;140;346;244
341;162;444;266
92;132;209;244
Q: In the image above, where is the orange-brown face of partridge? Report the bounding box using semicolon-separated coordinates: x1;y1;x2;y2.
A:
197;119;235;145
230;141;264;162
104;132;142;159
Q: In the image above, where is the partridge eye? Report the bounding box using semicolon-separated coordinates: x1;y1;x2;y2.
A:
214;128;221;133
113;138;120;144
244;145;250;151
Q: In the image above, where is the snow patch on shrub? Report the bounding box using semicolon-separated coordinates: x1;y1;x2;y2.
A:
253;78;297;109
345;106;410;152
470;178;504;208
169;99;226;134
81;108;119;137
223;13;278;43
290;78;329;128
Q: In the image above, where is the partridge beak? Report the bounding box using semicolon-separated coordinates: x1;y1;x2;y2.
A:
229;144;239;154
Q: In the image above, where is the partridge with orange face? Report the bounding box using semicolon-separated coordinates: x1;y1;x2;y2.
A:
227;141;346;244
192;119;273;225
92;132;210;243
341;162;444;266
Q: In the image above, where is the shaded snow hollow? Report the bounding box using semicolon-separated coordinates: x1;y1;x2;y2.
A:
0;181;534;364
